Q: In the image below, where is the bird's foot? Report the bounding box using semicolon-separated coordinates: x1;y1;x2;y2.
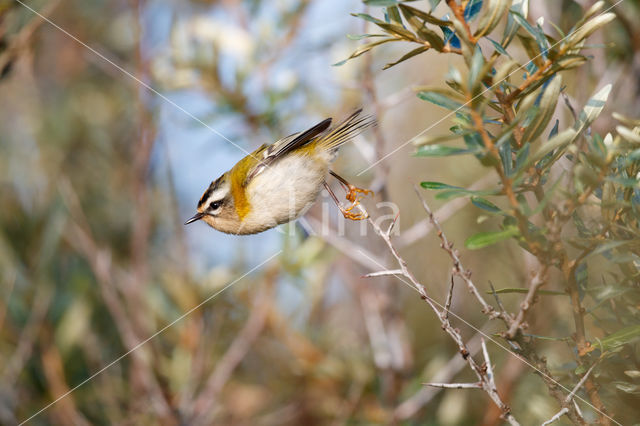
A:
340;185;372;221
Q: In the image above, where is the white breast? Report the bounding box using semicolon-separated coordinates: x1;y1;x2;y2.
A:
243;153;329;231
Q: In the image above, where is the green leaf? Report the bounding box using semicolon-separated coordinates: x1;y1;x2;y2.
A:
516;33;544;68
575;84;612;132
511;11;549;61
613;112;640;127
465;226;520;249
464;0;483;21
527;128;578;166
398;3;452;26
591;240;632;256
566;12;615;47
605;176;640;187
502;0;529;46
420;181;457;190
352;12;417;40
333;38;398;66
616;125;640;144
486;288;566;296
572;1;605;30
412;131;466;147
471;196;502;214
613;382;640;394
493;58;519;86
475;0;510;38
352;12;386;24
514;144;530;172
523;333;571;341
468;46;485;92
386;5;403;25
487;37;510;57
417;91;464;110
624;370;640;379
592;325;640;353
383;46;430;69
420;181;498;200
499;141;513;176
522;75;562;143
347;33;388;40
414;144;480;156
398;5;445;49
552;54;588;71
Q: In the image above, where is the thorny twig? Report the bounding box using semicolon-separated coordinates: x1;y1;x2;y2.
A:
506;265;549;339
413;186;513;327
423;382;481;389
443;276;454;320
355;204;520;426
488;280;510;321
541;362;599;426
394;332;484;420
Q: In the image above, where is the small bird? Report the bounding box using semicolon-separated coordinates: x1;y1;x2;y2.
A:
184;109;375;235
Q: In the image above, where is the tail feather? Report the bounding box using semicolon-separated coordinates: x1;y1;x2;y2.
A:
316;109;376;152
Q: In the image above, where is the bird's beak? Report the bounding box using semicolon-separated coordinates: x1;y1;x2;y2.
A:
184;212;205;225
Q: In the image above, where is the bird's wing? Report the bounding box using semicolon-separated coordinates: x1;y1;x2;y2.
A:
245;118;332;183
263;118;332;161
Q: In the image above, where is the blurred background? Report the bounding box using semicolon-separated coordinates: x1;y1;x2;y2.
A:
1;0;639;424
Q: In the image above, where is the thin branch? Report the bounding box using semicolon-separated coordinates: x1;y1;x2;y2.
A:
566;362;598;405
424;382;482;389
541;408;569;426
506;265;549;339
542;361;599;426
413;186;512;326
355;202;520;426
395;332;484;420
481;338;496;392
443;275;455;320
488;280;510;321
362;269;404;278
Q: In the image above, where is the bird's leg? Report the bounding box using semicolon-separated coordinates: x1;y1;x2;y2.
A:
327;171;373;220
323;181;368;221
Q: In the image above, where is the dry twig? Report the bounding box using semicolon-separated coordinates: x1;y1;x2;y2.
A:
355;203;520;425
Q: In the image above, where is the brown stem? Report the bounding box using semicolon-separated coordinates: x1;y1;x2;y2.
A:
469;109;537;253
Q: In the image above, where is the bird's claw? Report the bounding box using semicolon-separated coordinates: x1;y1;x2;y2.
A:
340;185;373;221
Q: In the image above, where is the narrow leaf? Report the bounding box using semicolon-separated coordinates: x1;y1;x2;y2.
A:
575;84;612;132
333;38;398;66
487;288;566;296
417;91;464;110
464;0;483;22
415;144;480;156
475;0;509;38
471;196;502;213
616;125;640;144
594;325;640;353
465;226;520;249
383;46;430;69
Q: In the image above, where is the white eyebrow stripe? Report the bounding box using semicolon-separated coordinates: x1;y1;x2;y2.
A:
206;188;228;208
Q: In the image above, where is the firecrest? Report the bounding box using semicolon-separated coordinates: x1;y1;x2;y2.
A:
184;109;375;235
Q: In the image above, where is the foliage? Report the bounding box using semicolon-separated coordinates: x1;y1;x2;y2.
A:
341;0;639;424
